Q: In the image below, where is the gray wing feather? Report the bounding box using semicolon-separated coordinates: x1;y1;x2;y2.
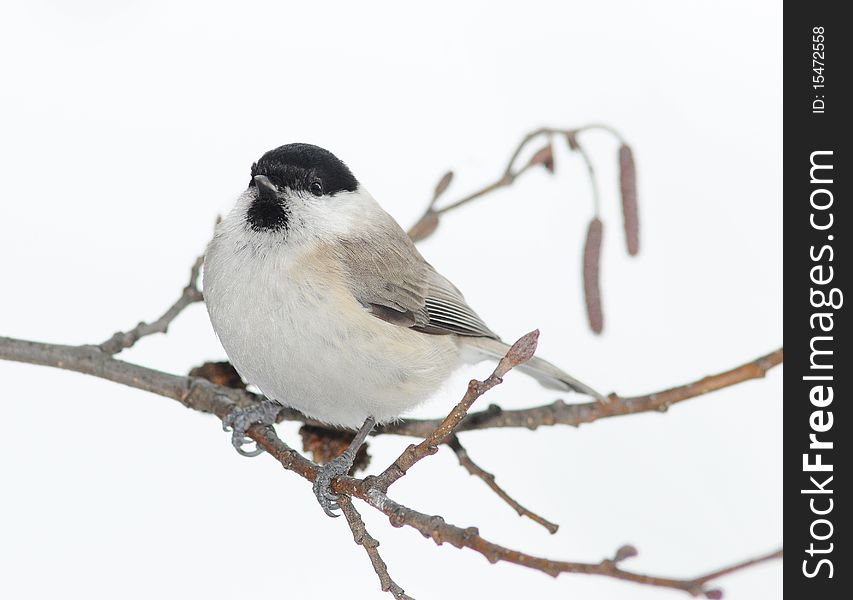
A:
334;226;497;339
420;270;497;338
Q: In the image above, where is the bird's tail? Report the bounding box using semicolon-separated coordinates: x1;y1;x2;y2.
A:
461;337;606;401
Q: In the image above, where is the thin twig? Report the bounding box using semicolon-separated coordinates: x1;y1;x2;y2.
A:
98;254;204;354
362;488;780;598
407;124;627;240
691;548;784;588
339;496;414;600
374;330;540;491
566;131;602;215
447;434;559;534
379;348;784;437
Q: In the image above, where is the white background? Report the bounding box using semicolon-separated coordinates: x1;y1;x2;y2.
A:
0;1;782;599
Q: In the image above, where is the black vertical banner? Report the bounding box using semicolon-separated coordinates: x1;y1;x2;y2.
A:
784;2;849;598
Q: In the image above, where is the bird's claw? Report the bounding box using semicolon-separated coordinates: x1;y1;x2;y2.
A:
233;436;264;457
221;399;282;457
313;451;356;517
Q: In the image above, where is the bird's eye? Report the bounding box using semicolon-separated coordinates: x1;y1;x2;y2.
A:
309;180;323;197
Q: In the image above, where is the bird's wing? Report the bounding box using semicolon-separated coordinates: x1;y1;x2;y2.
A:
420;268;498;338
334;231;498;339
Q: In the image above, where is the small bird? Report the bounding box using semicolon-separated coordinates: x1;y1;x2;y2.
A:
203;143;603;516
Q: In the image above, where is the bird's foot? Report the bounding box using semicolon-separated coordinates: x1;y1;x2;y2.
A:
312;450;356;517
310;416;375;517
221;399;282;457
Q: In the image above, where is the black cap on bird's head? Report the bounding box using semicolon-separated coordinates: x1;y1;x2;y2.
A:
246;143;359;233
249;143;358;198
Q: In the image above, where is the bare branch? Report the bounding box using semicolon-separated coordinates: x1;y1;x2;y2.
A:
690;548;784;592
447;435;559;534
565;131;602;215
374;330;539;491
363;488;781;598
407;124;628;240
248;414;783;598
339;496;414;600
404;124;636;334
99;254;204;354
379;348;784;437
246;400;783;599
0;333;782;439
424;154;534;219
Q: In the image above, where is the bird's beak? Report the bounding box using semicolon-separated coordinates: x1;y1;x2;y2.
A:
253;175;278;201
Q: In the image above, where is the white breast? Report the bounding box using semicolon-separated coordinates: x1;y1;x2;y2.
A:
203;234;461;428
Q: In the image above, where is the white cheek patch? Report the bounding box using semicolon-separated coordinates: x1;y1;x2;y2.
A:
293;187;383;243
